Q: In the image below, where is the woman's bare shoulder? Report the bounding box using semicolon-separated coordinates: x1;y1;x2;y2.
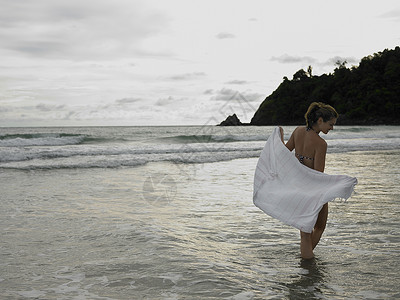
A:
314;135;327;149
292;126;306;136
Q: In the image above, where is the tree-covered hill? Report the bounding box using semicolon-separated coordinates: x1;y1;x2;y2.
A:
250;47;400;125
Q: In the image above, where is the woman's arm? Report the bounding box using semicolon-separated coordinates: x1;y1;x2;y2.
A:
314;140;327;172
285;129;296;151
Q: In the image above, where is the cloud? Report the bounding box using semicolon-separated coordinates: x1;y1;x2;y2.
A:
225;80;249;85
115;97;142;104
166;72;206;81
215;32;236;39
379;9;400;21
271;53;359;68
203;89;214;95
323;56;358;67
270;54;316;64
155;96;187;107
0;106;12;113
209;87;236;101
83;97;145;114
0;0;171;60
62;111;76;120
210;88;264;103
207;88;261;122
36;103;66;111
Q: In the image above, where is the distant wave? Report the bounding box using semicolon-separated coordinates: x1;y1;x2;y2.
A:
2;127;396;148
159;128;400;144
0;158;149;170
0;133;125;147
0;133;87;147
0;143;264;163
0;148;263;170
335;127;374;133
159;134;269;143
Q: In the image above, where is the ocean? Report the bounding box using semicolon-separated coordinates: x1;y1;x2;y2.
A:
1;125;399;299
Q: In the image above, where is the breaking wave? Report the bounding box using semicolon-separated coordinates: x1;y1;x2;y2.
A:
0;133;87;147
1;126;399;170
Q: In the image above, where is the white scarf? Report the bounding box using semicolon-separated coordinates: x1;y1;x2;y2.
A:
253;127;357;233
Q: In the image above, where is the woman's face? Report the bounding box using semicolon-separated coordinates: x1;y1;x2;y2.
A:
319;117;337;134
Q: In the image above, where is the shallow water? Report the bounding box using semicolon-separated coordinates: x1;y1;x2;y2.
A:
1;149;400;299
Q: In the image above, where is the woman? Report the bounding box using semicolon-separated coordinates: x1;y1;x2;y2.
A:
253;102;356;260
284;102;338;259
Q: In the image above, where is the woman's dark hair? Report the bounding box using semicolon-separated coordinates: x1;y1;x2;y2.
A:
305;102;338;129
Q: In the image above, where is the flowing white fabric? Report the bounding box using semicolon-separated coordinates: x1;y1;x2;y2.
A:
253;127;357;233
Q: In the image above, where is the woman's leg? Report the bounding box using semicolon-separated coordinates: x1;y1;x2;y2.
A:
300;203;328;258
312;203;328;249
300;231;314;259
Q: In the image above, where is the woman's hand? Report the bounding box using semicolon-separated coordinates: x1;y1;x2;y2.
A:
279;127;284;143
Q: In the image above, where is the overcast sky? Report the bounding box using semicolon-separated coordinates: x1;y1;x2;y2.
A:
1;0;399;126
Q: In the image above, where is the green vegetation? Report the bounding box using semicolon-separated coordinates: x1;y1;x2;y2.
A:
250;47;400;125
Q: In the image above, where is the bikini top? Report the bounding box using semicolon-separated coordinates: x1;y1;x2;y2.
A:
295;153;314;165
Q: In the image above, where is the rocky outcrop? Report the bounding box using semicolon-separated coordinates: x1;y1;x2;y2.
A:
218;114;243;126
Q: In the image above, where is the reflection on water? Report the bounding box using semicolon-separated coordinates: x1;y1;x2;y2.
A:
286;258;326;300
